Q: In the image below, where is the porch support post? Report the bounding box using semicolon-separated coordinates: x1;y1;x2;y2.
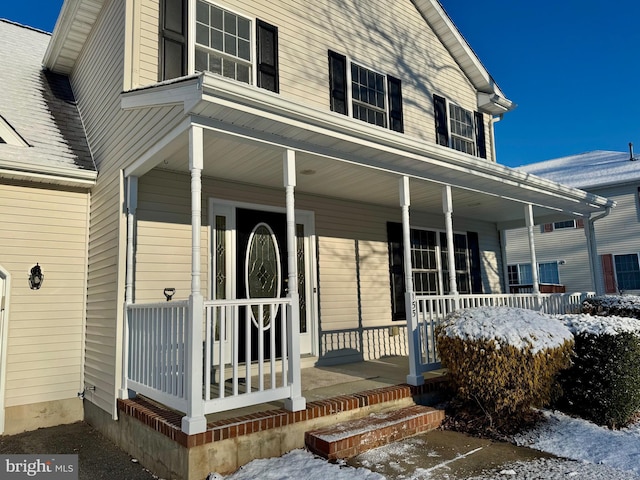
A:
400;176;424;386
120;175;138;400
442;186;458;300
182;125;207;435
524;204;540;296
584;217;604;294
283;149;306;411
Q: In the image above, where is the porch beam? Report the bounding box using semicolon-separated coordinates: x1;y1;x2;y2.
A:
442;185;458;296
182;125;207;435
524;204;540;295
400;176;424;386
283;149;306;411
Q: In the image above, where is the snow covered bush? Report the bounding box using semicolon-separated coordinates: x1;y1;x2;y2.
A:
555;314;640;428
582;295;640;319
436;307;573;431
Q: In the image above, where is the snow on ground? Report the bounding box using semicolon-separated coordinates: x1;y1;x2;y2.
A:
209;411;640;479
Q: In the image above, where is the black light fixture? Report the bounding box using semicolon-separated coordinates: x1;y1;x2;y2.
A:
28;263;44;290
163;287;175;301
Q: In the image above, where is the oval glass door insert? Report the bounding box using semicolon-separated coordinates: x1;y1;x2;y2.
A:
245;222;282;329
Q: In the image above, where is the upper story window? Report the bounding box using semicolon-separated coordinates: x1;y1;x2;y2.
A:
195;2;252;83
328;50;404;133
433;94;486;159
541;219;584;233
160;0;279;92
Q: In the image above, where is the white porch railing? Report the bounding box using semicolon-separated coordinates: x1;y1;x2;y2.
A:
126;301;190;413
414;292;595;373
125;297;297;418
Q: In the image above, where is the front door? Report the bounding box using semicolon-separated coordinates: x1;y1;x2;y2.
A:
210;200;317;365
236;208;287;362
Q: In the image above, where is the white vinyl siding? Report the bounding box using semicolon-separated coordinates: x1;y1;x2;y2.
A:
70;0;189;416
0;183;89;407
135;0;484;157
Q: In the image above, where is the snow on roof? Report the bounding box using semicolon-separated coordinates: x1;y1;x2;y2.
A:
558;313;640;337
0;19;95;175
516;150;640;190
438;307;572;353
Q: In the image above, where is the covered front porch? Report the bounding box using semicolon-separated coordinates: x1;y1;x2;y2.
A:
118;73;613;436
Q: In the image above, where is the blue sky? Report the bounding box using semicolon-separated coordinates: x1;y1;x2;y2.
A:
1;1;638;167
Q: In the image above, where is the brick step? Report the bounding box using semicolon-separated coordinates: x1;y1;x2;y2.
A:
305;404;445;460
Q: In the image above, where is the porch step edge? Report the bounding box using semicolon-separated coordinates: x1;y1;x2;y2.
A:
304;404;444;460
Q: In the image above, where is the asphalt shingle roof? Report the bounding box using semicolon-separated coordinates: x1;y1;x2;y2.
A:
0;19;95;174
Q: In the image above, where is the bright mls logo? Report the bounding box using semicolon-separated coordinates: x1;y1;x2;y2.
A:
0;455;78;479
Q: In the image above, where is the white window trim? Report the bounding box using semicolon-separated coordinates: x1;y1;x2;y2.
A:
409;226;471;295
508;261;562;286
345;57;390;129
447;101;476;156
190;0;258;85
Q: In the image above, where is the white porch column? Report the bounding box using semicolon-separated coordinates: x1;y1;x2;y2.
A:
524;204;540;295
120;176;138;400
400;176;424;386
283;149;306;411
442;186;458;298
182;125;207;434
584;217;604;294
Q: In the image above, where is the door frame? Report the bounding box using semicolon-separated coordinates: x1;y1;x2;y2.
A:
208;198;319;358
0;266;10;434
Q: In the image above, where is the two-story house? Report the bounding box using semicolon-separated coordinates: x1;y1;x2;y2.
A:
506;149;639;295
0;0;616;477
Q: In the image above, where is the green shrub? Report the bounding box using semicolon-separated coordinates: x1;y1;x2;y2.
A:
582;295;640;319
436;307;573;432
555;314;640;428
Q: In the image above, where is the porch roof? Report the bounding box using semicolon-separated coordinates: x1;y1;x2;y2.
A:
121;74;614;230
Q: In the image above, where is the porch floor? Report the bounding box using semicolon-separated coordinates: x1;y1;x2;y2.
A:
118;356;448;448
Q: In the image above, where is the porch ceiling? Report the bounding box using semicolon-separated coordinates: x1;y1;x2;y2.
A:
122;74;614;230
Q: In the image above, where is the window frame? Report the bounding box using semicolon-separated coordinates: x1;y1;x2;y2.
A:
613;253;640;292
194;0;255;85
347;60;391;129
507;262;561;286
447;102;476;156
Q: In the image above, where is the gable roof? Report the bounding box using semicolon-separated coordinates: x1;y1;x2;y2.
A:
43;0;513;114
516;150;640;190
0;19;95;187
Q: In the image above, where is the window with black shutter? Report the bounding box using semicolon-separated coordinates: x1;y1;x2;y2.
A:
329;51;404;132
474;111;487;159
434;94;487;159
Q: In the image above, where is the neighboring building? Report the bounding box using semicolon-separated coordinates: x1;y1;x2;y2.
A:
506;150;639;295
0;19;96;434
0;0;615;476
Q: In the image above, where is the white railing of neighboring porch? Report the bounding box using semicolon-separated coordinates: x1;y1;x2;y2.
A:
125;297;297;418
414;292;595;373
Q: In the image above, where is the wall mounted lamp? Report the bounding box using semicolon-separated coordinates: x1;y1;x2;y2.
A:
164;287;176;301
28;263;44;290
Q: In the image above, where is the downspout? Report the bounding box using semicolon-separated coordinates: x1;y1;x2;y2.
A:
585;207;612;295
490;115;502;163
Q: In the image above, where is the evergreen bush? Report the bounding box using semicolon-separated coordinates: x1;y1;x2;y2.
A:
582;295;640;319
555;314;640;428
436;307;573;432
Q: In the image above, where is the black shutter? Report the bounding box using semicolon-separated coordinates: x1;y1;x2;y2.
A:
434;94;449;146
387;76;404;133
160;0;187;81
474;111;487;159
328;50;348;115
256;20;279;93
387;222;406;321
467;231;483;294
